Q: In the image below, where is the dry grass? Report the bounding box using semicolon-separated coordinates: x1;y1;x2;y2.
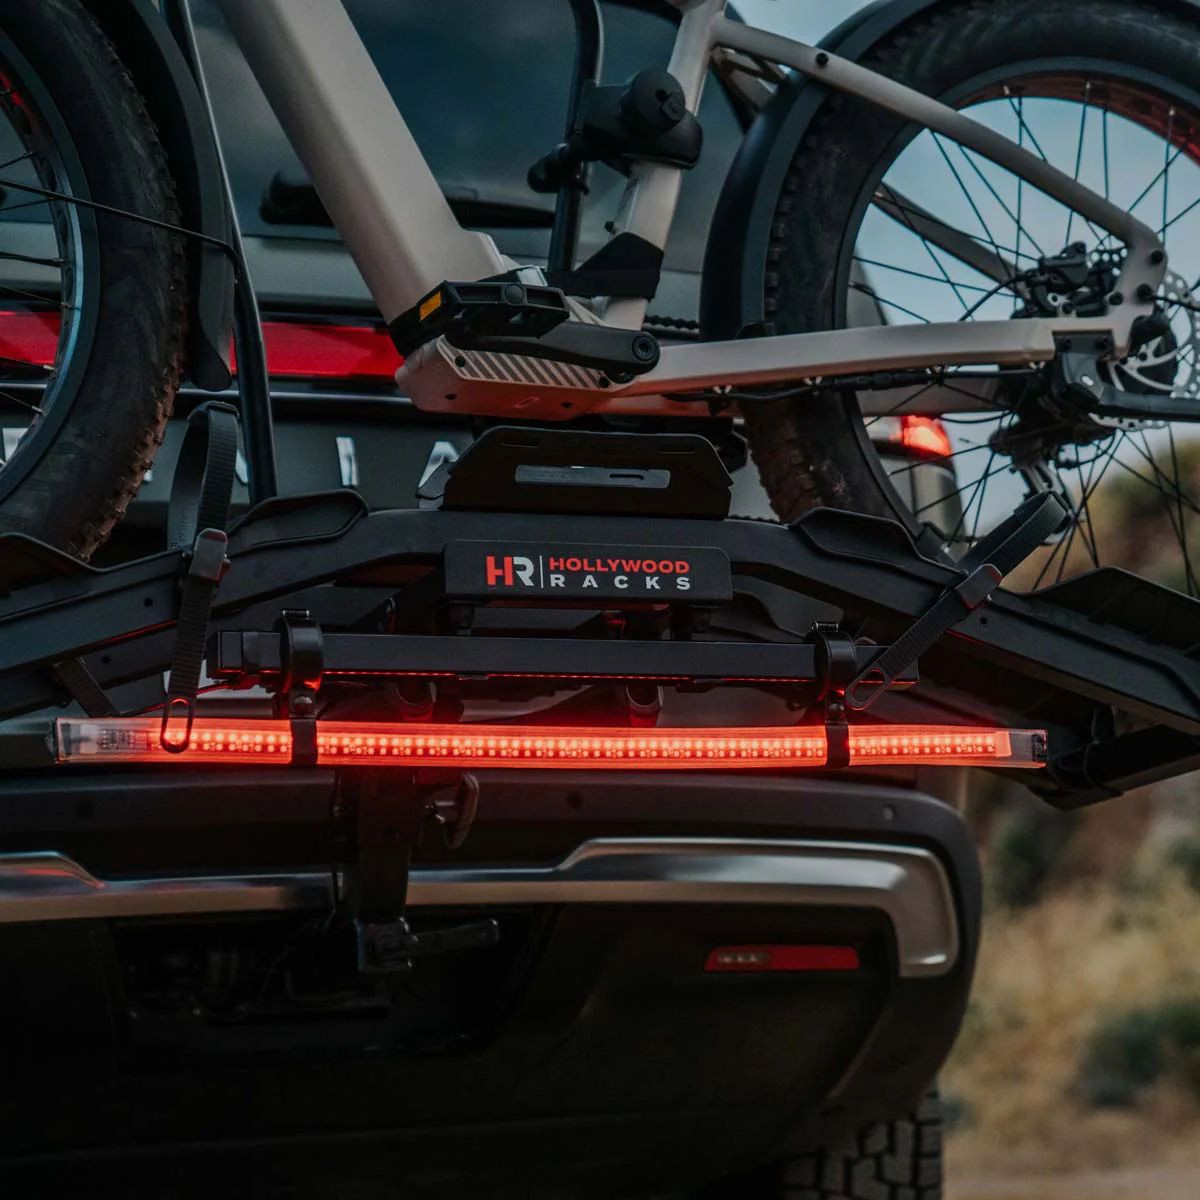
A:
943;860;1200;1177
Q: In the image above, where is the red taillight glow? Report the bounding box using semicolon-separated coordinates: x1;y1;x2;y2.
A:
55;719;1046;770
898;416;953;459
0;310;58;367
0;310;402;381
233;321;403;380
705;945;861;973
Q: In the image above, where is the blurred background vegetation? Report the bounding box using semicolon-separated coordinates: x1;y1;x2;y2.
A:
942;444;1200;1189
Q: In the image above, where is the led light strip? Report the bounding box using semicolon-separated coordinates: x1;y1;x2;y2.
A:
55;718;1047;770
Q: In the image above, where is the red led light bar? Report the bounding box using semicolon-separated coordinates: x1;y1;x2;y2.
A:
55;719;1047;770
705;945;861;973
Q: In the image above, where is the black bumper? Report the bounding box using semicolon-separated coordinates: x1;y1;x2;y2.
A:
0;768;979;1197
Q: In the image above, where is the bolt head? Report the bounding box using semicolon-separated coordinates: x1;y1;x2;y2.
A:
291;693;315;715
632;334;658;363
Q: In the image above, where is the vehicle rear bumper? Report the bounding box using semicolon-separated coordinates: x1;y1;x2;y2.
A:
0;767;980;1194
0;836;959;978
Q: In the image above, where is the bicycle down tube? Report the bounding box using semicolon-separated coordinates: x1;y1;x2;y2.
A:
214;0;1169;404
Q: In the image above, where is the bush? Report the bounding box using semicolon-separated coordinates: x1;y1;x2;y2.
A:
1076;998;1200;1109
987;805;1076;910
1167;835;1200;894
1076;1009;1164;1108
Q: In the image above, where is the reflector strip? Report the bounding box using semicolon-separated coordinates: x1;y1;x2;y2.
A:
705;945;861;973
55;719;1046;770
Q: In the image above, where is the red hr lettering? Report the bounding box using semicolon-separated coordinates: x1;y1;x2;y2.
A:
486;555;514;587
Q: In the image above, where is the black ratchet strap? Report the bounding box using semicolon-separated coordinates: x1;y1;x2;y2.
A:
845;493;1068;711
160;402;240;751
51;657;118;718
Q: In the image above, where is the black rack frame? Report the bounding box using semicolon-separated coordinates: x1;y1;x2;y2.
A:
1;481;1198;806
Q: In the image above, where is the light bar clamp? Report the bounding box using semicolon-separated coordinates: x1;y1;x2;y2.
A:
277;610;324;766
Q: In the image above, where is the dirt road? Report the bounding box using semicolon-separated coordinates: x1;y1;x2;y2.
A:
953;1164;1200;1199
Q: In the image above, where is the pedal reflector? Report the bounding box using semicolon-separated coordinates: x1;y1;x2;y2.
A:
55;719;1046;770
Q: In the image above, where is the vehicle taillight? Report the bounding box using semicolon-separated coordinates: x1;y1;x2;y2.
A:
55;719;1046;769
0;310;58;367
233;321;404;380
0;310;403;381
705;946;861;972
898;415;953;459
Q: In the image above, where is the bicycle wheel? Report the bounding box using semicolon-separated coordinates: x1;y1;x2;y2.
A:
744;0;1200;595
0;0;187;558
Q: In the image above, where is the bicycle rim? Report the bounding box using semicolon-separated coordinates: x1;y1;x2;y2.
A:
0;30;97;502
838;60;1200;597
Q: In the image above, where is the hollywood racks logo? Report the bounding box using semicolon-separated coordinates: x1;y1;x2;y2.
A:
485;553;692;593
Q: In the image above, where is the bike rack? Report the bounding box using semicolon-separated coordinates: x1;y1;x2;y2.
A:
4;408;1200;973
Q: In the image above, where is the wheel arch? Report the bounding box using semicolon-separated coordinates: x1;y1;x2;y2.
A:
79;0;234;391
700;0;1200;340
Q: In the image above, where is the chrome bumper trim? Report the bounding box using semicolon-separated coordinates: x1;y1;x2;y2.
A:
0;838;958;977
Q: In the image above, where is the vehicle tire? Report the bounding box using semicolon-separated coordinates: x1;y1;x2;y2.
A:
0;0;186;557
697;1091;943;1200
741;0;1200;591
776;1092;943;1200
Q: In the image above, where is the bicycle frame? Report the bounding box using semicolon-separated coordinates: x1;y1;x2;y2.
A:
213;0;1169;417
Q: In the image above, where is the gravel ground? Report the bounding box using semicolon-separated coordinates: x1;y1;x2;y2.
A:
952;1164;1200;1199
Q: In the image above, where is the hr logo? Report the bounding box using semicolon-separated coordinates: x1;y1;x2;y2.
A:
484;553;691;593
486;555;537;587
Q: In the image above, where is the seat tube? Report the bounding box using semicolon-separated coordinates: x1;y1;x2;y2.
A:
214;0;508;322
604;0;726;330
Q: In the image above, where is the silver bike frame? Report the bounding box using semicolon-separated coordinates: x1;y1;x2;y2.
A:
215;0;1169;408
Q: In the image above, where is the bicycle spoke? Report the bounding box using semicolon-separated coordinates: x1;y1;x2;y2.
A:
969;449;999;544
1124;147;1185;222
908;453;1010;520
954;143;1048;259
1164;108;1176;239
0;354;49;373
1121;435;1200;515
0;196;51;217
1167;425;1199;595
886;421;1064;480
1103;104;1111;202
0;150;34;175
1162;191;1200;236
1015;96;1026;268
0;388;42;415
946;449;999;543
1134;428;1200;594
931;132;1016;267
875;188;1035;264
1065;82;1090;246
1076;441;1113;571
0;250;62;268
852;256;996;293
874;177;974;315
848;282;931;325
1005;90;1106;247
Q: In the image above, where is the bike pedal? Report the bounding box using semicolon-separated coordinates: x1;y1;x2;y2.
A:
390;279;570;358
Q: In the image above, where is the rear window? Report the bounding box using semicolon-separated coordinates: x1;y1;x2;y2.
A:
192;0;742;275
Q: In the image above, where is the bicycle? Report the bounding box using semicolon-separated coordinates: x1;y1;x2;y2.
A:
1;0;1199;599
